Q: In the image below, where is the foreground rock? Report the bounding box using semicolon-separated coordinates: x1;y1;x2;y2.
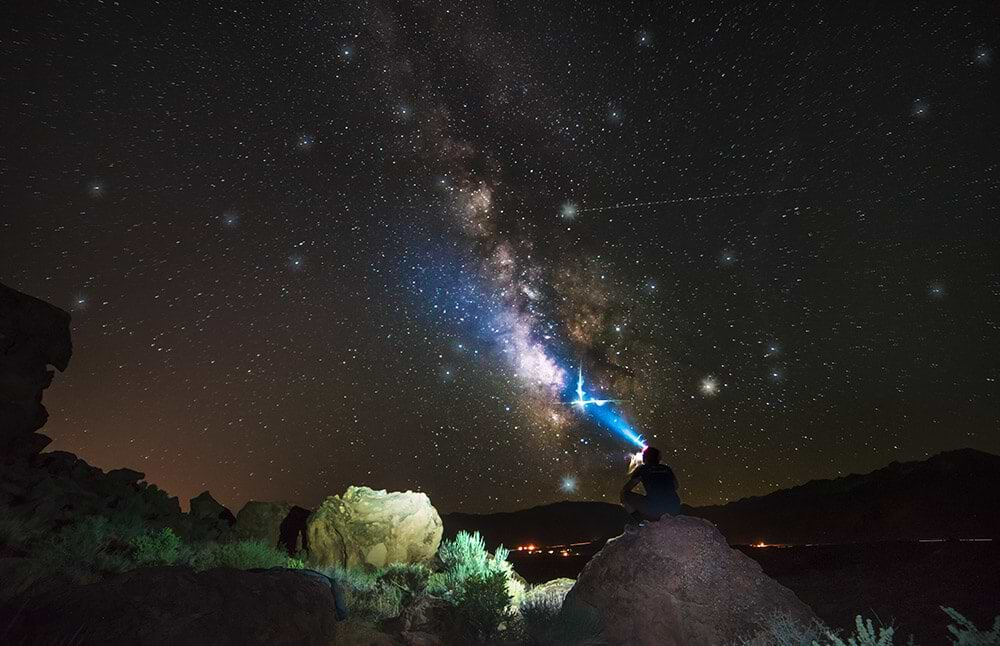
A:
563;515;817;646
1;566;364;645
307;486;443;568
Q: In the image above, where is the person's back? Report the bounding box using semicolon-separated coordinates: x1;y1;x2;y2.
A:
620;446;681;523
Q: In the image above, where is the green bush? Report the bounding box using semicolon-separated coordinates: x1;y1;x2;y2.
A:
457;570;512;642
35;515;146;583
814;616;899;646
438;531;496;582
0;515;38;552
377;562;431;606
322;565;404;622
131;527;183;565
734;611;823;646
437;531;519;605
191;539;296;570
518;590;604;646
943;608;1000;646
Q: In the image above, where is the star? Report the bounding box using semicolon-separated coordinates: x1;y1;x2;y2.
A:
974;44;993;66
560;475;577;493
700;376;719;396
560;201;578;220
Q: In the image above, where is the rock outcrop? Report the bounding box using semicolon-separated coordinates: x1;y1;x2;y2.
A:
307;486;442;569
562;515;817;646
188;490;236;541
0;282;72;458
1;566;352;646
235;500;293;545
0;284;225;544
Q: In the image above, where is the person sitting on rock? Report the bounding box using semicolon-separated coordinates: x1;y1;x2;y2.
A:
620;446;680;526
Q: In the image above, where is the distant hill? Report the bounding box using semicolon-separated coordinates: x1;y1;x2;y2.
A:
443;449;1000;548
691;448;1000;545
443;500;629;550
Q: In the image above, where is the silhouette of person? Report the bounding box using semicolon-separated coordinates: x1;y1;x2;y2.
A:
620;446;680;526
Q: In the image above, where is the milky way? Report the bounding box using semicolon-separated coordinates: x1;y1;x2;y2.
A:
2;0;998;512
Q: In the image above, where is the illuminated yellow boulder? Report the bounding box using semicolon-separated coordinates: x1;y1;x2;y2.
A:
307;486;442;569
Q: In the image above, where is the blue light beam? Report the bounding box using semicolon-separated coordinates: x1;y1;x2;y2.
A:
564;366;646;448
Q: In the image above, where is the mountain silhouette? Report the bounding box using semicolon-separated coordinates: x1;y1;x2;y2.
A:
443;449;1000;548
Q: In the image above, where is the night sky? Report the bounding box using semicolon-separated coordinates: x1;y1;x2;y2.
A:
2;1;998;513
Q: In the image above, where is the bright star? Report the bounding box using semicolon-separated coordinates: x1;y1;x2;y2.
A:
560;201;578;220
560;476;577;493
568;366;622;409
700;376;719;396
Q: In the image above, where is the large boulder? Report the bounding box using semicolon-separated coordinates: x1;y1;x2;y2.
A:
0;566;349;645
307;486;443;569
235;500;293;547
562;515;817;646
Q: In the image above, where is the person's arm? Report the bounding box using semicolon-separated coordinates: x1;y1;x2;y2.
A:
621;473;642;497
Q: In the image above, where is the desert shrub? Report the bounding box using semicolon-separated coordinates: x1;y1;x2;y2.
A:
813;615;900;646
191;539;295;570
733;611;824;645
35;515;146;583
943;608;1000;646
322;565;403;622
457;570;512;642
130;527;183;565
377;562;431;606
438;531;496;582
518;591;604;646
0;515;38;552
437;531;520;606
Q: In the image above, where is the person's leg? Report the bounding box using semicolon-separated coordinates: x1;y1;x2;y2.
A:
621;490;645;514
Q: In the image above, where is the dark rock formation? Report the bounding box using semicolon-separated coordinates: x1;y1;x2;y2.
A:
279;505;312;554
190;491;235;525
1;566;348;646
235;500;292;542
0;282;72;458
563;515;816;646
0;284;226;543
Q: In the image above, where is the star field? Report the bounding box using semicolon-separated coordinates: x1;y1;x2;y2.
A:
2;0;998;513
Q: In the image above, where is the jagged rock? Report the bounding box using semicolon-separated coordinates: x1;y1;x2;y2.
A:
106;468;145;485
562;515;817;646
307;486;443;569
235;500;293;547
190;491;236;526
0;282;71;457
0;566;349;645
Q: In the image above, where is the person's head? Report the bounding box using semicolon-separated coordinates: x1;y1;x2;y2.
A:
642;446;661;465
